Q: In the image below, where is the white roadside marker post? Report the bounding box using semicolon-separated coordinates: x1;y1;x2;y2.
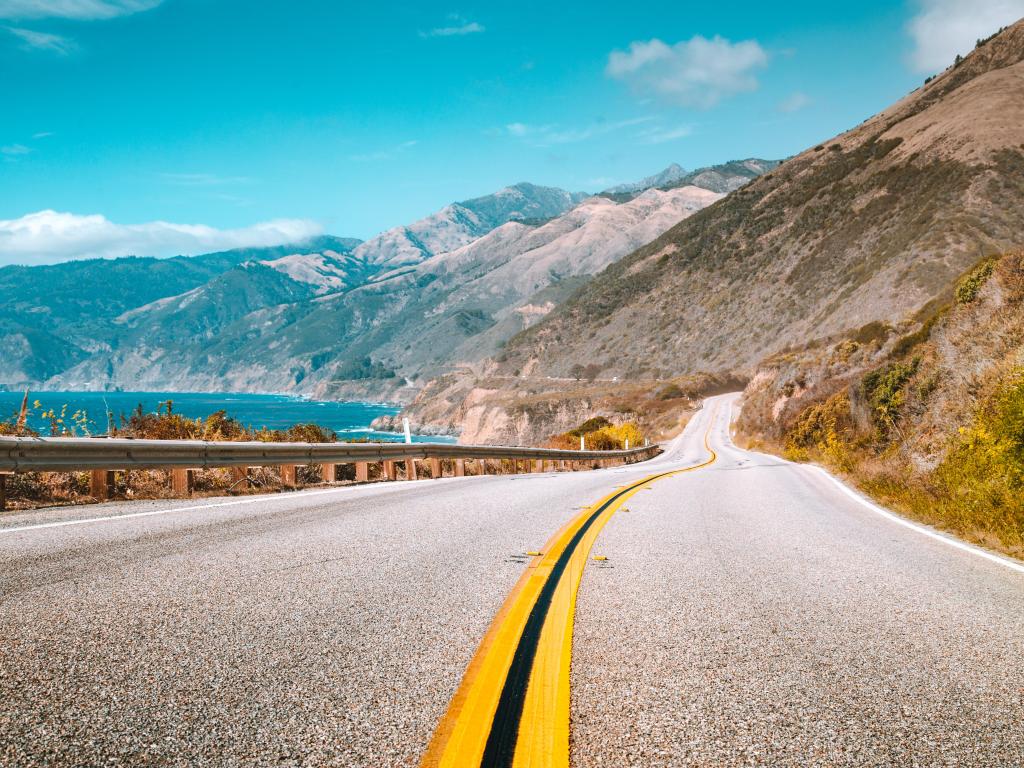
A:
403;418;412;444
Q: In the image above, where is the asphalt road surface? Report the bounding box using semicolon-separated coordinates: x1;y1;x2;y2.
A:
1;394;1022;766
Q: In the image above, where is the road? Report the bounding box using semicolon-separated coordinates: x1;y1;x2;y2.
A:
1;394;1022;766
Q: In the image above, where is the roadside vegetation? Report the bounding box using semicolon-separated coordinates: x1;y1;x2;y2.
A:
544;416;645;451
0;398;346;511
740;252;1024;558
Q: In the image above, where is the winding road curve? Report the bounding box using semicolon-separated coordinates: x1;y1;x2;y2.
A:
1;394;1022;766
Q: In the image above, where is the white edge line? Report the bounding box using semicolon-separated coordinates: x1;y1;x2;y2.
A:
727;393;1024;575
808;465;1024;575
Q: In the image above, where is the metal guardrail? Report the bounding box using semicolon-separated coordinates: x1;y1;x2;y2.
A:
0;436;660;473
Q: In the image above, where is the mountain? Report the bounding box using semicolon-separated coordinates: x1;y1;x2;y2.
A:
38;185;725;397
661;158;781;194
347;183;588;272
494;20;1024;384
0;236;361;385
602;159;781;198
603;163;688;194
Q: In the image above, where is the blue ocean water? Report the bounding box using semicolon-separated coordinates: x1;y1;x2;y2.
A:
0;390;452;443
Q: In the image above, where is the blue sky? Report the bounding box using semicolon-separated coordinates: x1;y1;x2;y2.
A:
1;0;1022;263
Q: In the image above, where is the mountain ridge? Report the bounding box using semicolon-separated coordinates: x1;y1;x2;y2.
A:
492;19;1024;385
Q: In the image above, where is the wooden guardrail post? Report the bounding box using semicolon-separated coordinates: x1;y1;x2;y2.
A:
280;464;297;488
320;463;336;483
230;466;250;490
455;458;466;477
404;459;417;481
355;462;369;483
171;468;194;496
429;457;442;479
383;460;397;481
90;469;114;500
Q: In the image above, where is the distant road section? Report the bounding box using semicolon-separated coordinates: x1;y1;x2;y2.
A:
1;395;1022;766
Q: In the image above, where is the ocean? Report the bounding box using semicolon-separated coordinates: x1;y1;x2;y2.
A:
0;390;452;443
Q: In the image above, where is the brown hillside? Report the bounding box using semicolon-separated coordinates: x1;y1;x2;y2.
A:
496;19;1024;381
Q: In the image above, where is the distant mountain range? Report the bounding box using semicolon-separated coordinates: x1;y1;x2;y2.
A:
1;164;772;396
602;159;780;198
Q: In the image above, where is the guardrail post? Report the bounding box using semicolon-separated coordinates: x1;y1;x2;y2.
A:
171;468;194;496
533;460;543;473
429;457;442;479
320;463;336;483
90;469;114;500
383;460;397;481
355;462;369;483
455;459;466;477
230;466;250;489
280;464;297;488
404;459;417;481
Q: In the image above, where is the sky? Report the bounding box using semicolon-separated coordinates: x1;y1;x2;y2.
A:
1;0;1022;264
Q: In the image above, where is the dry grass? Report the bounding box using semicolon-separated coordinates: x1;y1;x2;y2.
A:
738;252;1024;559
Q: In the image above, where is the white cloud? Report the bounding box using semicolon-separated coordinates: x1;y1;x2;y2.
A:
32;130;54;139
778;91;811;113
348;140;418;162
1;143;32;156
906;0;1023;73
0;0;162;20
0;210;323;265
419;15;484;38
607;34;768;108
5;25;72;52
500;117;654;146
635;124;693;144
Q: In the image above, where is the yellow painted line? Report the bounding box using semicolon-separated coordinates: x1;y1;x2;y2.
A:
421;409;718;768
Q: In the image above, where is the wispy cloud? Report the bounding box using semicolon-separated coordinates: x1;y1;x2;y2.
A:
607;34;768;108
778;91;811;113
499;117;654;147
905;0;1023;73
1;143;32;156
159;172;254;187
419;14;484;38
32;130;54;138
2;1;163;55
635;124;693;144
0;210;323;265
0;0;163;20
348;139;418;162
5;25;72;52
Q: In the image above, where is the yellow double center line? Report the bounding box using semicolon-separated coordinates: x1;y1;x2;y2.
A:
421;410;719;768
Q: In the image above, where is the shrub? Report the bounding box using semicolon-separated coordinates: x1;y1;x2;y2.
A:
568;417;611;437
784;391;855;469
955;259;995;304
657;383;685;400
336;356;397;380
862;358;919;436
929;368;1024;549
